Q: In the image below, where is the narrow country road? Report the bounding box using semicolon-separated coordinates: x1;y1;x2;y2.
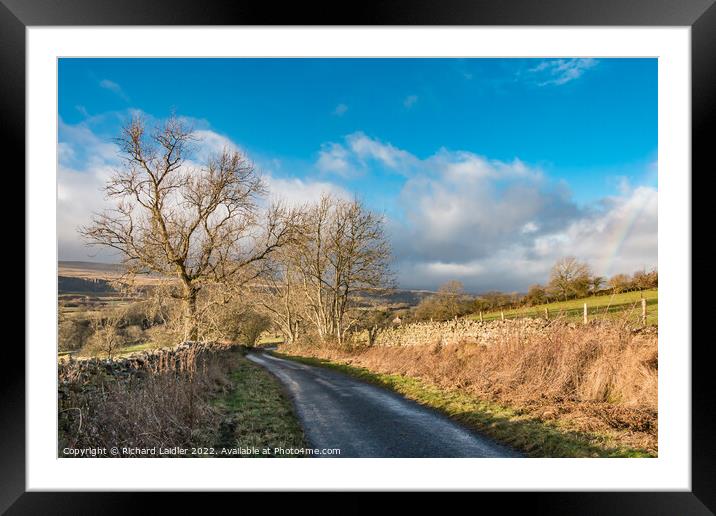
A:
247;351;522;458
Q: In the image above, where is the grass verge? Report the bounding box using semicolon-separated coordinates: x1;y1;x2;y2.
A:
211;352;307;456
272;351;653;458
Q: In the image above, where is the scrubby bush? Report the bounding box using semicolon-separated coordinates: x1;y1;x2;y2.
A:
548;257;592;300
524;284;547;306
473;291;519;312
236;310;272;347
609;273;631;293
203;301;272;346
122;300;159;328
413;280;474;321
81;315;128;359
631;269;658;290
144;325;183;349
58;317;93;352
123;324;146;343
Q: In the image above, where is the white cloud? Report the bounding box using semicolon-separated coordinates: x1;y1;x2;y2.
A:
58;164;121;262
396;152;578;263
316;142;354;177
58;113;656;292
333;103;349;116
363;140;653;291
264;175;349;207
528;58;598;86
316;132;420;176
57;142;75;163
57;116;347;261
75;105;91;118
57;118;127;261
392;174;656;291
191;129;242;162
403;94;418;108
316;132;419;177
99;79;130;101
521;221;539;234
346;132;418;172
58;119;121;167
535;185;658;279
311;131;656;290
614;175;632;195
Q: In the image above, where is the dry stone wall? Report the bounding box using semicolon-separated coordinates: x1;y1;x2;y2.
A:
58;341;233;386
373;318;656;348
374;318;554;347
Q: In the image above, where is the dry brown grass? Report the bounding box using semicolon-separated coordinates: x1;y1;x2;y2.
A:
58;343;235;455
280;320;658;453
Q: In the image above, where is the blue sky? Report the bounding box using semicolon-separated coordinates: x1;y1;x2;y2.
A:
58;58;658;291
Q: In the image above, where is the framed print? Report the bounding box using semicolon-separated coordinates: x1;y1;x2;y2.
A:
5;0;714;510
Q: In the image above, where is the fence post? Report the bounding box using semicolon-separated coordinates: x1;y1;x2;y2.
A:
479;311;483;322
501;310;505;321
641;298;647;327
544;307;549;320
583;303;588;324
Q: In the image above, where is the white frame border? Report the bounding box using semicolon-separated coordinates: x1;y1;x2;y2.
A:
27;26;690;491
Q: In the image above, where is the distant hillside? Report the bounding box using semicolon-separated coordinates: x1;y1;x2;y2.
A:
58;261;438;306
59;261;125;273
58;260;166;288
354;288;437;308
58;275;117;294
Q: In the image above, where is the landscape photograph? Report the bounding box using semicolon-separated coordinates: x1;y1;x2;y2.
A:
57;57;658;459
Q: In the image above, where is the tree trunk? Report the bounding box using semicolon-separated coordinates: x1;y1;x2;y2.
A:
184;285;198;341
368;325;378;346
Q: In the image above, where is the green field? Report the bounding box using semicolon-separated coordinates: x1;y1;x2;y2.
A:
469;289;658;326
256;334;285;347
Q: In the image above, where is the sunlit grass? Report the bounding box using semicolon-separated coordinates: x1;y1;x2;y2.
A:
211;353;306;456
470;289;658;326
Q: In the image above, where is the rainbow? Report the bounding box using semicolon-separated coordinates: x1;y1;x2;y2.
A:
598;187;657;277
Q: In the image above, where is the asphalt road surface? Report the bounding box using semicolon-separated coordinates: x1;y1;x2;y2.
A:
247;351;522;458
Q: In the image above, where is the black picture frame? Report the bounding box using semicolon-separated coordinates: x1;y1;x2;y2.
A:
5;0;713;511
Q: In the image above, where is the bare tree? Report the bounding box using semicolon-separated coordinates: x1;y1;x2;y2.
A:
198;286;271;346
354;308;392;346
631;268;657;291
591;276;605;293
296;195;393;345
253;245;307;345
525;284;547;306
548;257;592;301
414;280;471;321
437;280;465;318
81;115;295;340
608;273;631;294
84;309;127;360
